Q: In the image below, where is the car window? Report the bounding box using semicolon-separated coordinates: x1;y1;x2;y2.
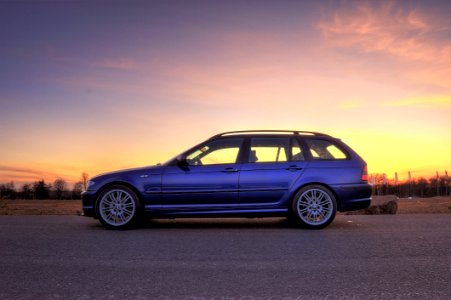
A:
249;138;289;163
305;139;347;160
291;139;305;161
186;138;243;165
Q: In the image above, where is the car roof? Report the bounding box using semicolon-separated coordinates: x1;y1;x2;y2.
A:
210;130;332;139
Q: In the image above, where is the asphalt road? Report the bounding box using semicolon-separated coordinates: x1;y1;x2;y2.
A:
0;215;450;299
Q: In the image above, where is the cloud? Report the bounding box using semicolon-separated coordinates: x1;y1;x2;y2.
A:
338;99;362;109
95;58;139;70
317;1;451;93
385;95;451;108
0;165;75;184
0;165;45;176
317;1;451;63
44;52;141;72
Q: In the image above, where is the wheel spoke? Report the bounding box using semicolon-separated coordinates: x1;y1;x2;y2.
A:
304;193;314;203
123;207;133;214
318;198;330;205
121;195;130;203
298;199;309;206
118;213;126;223
298;207;309;214
107;211;114;221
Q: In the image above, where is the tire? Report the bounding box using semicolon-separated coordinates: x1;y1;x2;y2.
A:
291;185;337;229
95;185;141;229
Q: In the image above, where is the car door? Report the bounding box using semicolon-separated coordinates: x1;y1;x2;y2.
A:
239;137;309;207
161;138;243;210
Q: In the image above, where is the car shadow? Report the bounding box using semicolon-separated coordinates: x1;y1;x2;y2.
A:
139;217;293;229
85;216;369;231
138;216;368;230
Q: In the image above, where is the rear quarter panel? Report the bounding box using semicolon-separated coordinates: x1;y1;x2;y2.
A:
298;160;364;185
284;159;367;208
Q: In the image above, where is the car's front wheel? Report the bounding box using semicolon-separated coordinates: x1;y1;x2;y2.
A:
96;185;141;229
291;185;337;229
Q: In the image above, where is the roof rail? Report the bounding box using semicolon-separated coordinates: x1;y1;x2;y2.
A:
211;130;330;138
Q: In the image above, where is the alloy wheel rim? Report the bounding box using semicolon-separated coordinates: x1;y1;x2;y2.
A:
99;189;136;226
297;189;333;226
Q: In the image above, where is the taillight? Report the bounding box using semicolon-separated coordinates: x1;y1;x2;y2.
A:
361;165;368;181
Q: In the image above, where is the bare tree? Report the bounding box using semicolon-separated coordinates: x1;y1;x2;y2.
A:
53;178;67;199
21;184;33;199
0;181;16;199
72;181;84;199
81;172;89;191
33;180;50;200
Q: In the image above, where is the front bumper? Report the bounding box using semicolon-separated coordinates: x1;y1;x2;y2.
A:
81;191;97;218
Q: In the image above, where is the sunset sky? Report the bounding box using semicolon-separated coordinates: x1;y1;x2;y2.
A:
1;0;450;187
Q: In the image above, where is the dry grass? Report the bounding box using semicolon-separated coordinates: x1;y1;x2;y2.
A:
397;196;451;214
0;200;82;215
0;196;450;216
0;198;7;210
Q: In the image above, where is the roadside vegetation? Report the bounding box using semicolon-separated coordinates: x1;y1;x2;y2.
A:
0;172;449;216
0;172;89;200
369;173;450;198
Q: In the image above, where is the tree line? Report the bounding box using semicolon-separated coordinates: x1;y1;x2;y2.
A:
370;173;450;197
0;173;89;200
1;172;450;200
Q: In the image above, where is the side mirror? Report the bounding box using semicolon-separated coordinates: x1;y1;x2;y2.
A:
176;155;189;170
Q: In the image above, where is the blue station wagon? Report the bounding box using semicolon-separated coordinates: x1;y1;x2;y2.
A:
82;130;371;229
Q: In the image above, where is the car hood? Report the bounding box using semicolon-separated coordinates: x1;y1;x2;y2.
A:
92;165;164;180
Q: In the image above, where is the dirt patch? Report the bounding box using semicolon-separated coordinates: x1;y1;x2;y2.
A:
0;200;82;215
1;197;450;216
397;197;451;214
344;196;451;215
344;195;398;215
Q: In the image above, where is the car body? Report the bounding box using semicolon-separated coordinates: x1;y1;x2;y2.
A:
82;130;371;229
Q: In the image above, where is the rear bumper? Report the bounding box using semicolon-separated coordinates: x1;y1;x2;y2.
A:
81;191;96;218
332;183;372;212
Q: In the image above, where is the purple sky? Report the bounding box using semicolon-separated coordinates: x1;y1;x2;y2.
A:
1;0;450;185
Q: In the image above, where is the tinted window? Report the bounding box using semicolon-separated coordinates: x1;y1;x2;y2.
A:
186;138;243;165
291;139;305;161
249;138;289;163
305;139;347;160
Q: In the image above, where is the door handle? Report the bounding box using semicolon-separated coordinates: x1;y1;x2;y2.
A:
286;165;303;171
222;167;239;173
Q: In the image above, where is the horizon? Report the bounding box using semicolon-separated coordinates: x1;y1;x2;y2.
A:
1;165;449;190
1;1;450;185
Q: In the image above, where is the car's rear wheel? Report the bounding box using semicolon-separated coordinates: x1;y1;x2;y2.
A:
96;185;141;229
291;185;337;229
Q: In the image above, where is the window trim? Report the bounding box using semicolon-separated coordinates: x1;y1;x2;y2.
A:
167;135;351;167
